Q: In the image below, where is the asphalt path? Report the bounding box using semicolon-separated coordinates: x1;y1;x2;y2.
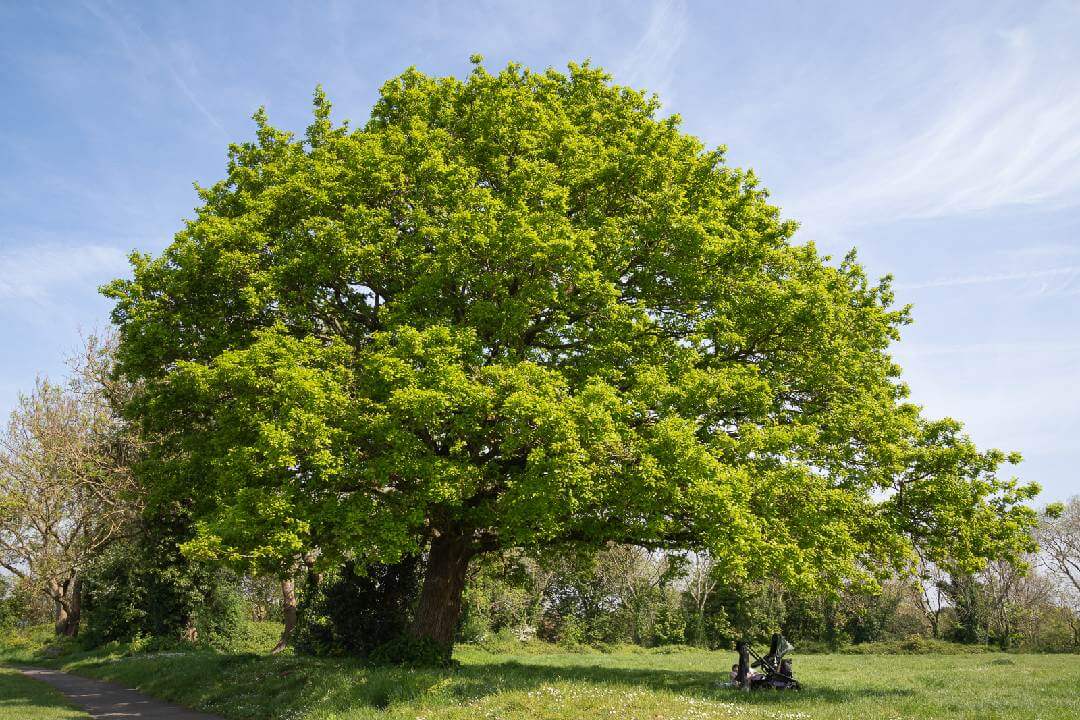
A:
15;666;223;719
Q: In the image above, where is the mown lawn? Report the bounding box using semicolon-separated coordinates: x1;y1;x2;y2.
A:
3;638;1076;720
0;667;89;720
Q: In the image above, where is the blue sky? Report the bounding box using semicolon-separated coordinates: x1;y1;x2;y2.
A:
1;1;1077;502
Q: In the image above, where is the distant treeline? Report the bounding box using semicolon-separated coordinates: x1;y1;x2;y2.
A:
6;533;1076;655
453;539;1080;653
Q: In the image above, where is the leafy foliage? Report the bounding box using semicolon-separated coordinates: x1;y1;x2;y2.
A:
0;576;26;632
103;59;1039;649
80;508;246;648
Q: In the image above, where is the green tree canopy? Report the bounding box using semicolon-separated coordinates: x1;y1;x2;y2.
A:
104;59;1038;650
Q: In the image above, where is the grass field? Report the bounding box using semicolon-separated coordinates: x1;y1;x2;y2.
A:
0;667;89;720
2;634;1077;720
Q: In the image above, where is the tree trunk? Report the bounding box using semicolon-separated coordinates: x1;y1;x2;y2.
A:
52;595;69;636
272;578;297;654
409;531;474;650
304;550;324;588
49;577;81;637
65;576;81;637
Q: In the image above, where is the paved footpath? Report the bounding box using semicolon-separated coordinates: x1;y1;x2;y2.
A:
16;666;223;719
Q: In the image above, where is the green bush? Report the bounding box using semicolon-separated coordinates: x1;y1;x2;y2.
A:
0;577;21;631
210;620;286;654
294;557;421;659
842;636;993;654
790;639;839;654
368;634;452;667
80;510;247;649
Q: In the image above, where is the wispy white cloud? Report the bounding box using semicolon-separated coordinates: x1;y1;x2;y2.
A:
786;3;1080;234
619;0;688;105
79;0;225;133
998;242;1080;260
898;265;1080;290
0;244;129;303
897;340;1080;358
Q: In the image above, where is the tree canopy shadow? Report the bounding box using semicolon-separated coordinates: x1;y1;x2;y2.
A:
313;656;917;713
457;660;916;704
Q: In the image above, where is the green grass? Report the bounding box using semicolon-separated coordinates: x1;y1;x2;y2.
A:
0;667;90;720
2;629;1077;720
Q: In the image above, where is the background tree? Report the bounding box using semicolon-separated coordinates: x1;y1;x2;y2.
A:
0;334;138;635
104;59;1039;658
911;555;950;639
460;550;539;642
602;545;683;644
240;573;284;622
534;545;629;645
682;551;719;646
1039;498;1080;601
1036;498;1080;647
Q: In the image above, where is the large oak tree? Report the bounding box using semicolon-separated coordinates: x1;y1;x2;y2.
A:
104;60;1038;652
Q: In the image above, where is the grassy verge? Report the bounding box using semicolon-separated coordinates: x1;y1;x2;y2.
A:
2;628;1078;720
0;667;90;720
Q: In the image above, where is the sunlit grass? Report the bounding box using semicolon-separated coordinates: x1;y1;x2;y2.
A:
0;667;89;720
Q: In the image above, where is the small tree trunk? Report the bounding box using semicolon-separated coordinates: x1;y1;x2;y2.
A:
303;550;323;588
64;576;82;637
272;578;297;654
52;596;69;636
410;531;474;650
49;578;80;637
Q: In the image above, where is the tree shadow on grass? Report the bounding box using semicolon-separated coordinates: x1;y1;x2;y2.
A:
315;657;917;714
454;660;917;705
67;650;915;717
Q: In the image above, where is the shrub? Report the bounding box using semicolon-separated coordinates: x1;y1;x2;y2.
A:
841;636;993;654
368;634;452;667
0;577;22;631
294;556;421;659
80;511;247;649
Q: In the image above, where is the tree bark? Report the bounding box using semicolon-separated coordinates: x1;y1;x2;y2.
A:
52;593;69;637
409;531;474;649
65;576;82;637
49;576;81;637
272;578;297;654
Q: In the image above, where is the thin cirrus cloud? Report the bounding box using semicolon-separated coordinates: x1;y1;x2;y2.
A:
0;244;129;303
78;0;226;134
896;266;1080;291
786;4;1080;236
618;0;688;106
